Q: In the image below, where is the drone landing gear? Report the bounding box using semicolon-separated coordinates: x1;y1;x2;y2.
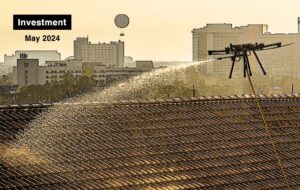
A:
229;50;267;79
253;50;267;75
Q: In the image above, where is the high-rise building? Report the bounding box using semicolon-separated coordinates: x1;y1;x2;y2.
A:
13;59;39;86
74;37;124;68
74;37;88;60
256;32;300;79
192;18;300;79
192;24;268;76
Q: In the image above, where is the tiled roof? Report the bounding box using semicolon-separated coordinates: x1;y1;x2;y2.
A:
1;95;300;189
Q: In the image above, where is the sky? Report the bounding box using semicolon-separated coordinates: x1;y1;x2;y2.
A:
0;0;300;62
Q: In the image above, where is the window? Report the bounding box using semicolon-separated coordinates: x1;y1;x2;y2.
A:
24;63;28;68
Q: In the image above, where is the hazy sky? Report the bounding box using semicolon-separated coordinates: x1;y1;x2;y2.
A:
0;0;300;62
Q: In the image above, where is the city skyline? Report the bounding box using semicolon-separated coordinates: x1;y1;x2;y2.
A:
1;0;300;62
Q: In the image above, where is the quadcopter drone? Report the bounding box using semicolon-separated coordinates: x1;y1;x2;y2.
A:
208;42;293;78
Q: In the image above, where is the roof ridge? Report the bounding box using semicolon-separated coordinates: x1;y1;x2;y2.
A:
0;94;299;108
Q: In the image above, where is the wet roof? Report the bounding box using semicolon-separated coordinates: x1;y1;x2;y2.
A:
1;95;300;189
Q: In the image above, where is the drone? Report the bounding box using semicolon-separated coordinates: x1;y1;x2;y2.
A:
208;42;293;78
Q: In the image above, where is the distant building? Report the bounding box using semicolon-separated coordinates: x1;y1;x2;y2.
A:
13;59;39;86
4;50;61;67
192;18;300;79
82;62;106;84
74;37;88;60
256;32;300;79
192;24;268;76
105;68;143;84
0;85;18;95
74;37;124;68
13;58;144;86
153;61;190;68
124;56;135;68
136;61;154;71
42;60;83;84
0;62;12;76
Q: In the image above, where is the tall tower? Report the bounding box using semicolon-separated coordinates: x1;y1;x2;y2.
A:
74;37;88;60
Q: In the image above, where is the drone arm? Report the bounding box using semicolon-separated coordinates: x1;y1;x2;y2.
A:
229;56;236;79
208;50;228;55
263;42;282;48
245;54;252;76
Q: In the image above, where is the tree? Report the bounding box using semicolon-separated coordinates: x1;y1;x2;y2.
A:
0;75;12;85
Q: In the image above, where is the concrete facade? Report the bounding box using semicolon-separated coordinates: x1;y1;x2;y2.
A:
136;61;154;71
13;59;144;86
0;62;11;76
43;60;83;84
14;59;39;86
192;24;268;76
256;33;300;79
74;37;88;60
74;37;124;68
192;18;300;79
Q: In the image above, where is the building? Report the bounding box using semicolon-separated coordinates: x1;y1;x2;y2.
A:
0;85;18;104
82;62;106;84
13;59;39;86
4;50;61;67
105;67;143;83
74;37;88;60
192;18;300;79
136;60;154;71
13;59;82;85
1;94;300;189
0;62;12;76
13;58;144;86
256;32;300;79
124;56;135;68
42;60;83;84
74;37;124;68
0;85;18;95
192;24;268;76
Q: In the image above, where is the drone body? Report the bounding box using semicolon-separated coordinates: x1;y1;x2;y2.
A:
208;42;292;78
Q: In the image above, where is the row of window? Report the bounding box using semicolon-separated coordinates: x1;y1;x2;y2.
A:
46;70;82;74
46;74;82;79
92;75;105;78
